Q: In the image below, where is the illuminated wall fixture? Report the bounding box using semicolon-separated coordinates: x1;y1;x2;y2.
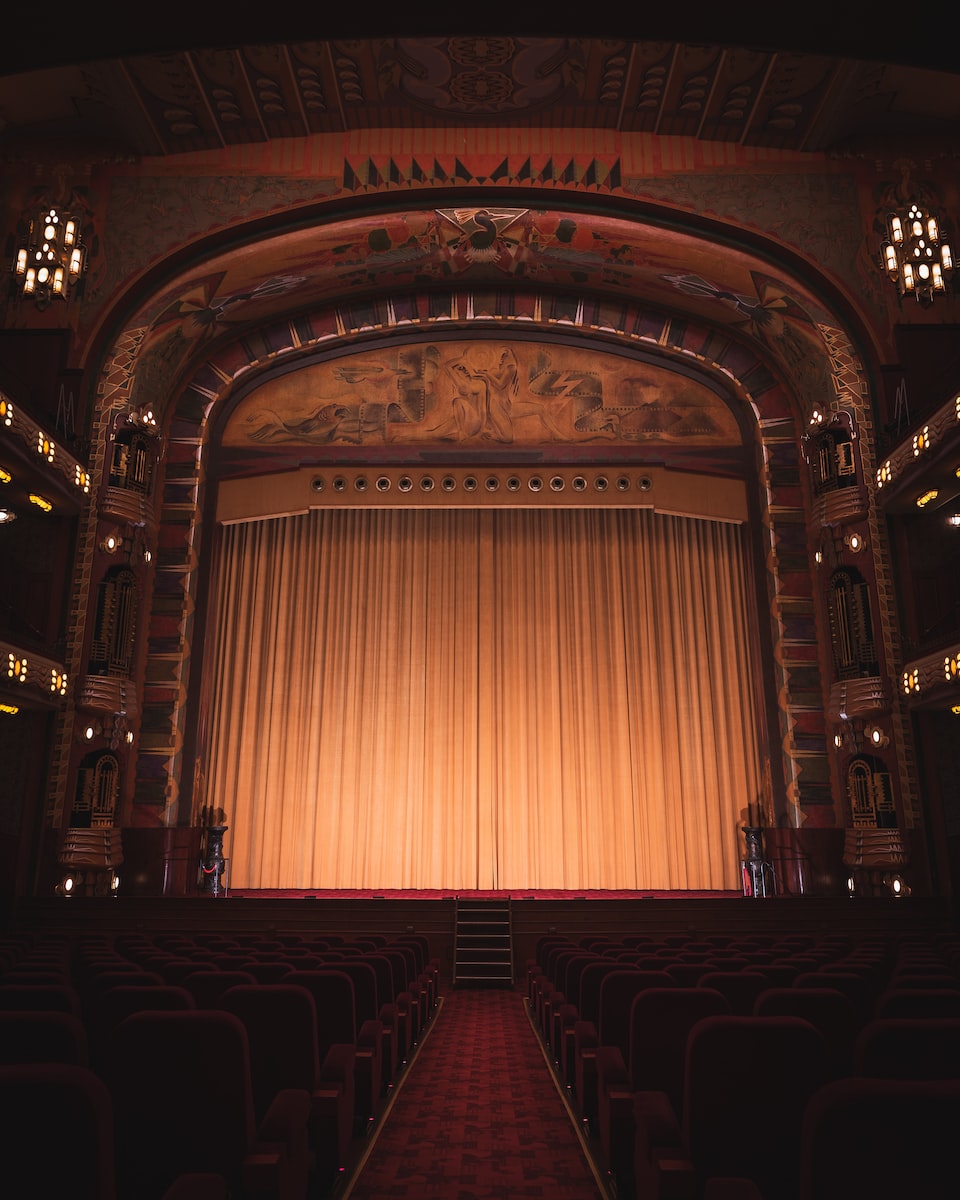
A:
949;514;960;528
0;508;15;524
126;404;158;430
809;406;826;426
844;531;866;553
99;530;122;554
876;460;893;489
0;466;11;483
916;489;939;508
7;653;27;684
902;668;921;696
880;200;954;304
29;493;53;513
912;425;932;456
11;204;88;309
36;430;56;463
863;723;890;748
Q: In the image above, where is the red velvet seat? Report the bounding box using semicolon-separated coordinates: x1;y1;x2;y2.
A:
573;969;674;1126
181;969;258;1008
695;971;771;1017
0;1062;117;1199
854;1016;960;1080
635;1015;831;1200
799;1078;960;1200
0;1009;89;1065
102;1009;311;1200
284;968;383;1129
873;987;960;1019
595;986;730;1191
221;982;356;1190
753;986;858;1077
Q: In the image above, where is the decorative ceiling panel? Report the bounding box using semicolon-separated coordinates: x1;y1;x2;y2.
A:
120;53;229;154
1;35;956;161
742;53;843;149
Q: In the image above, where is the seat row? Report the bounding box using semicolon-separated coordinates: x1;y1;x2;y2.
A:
525;932;960;1199
0;930;441;1199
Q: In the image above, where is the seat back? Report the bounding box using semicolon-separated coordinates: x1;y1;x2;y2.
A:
283;969;358;1055
0;1010;89;1065
182;969;257;1008
576;960;623;1027
598;970;674;1060
873;987;960;1019
102;1009;257;1199
682;1015;831;1200
220;983;321;1119
800;1078;960;1200
855;1017;960;1080
0;1063;116;1199
696;971;771;1017
628;987;731;1111
754;986;858;1076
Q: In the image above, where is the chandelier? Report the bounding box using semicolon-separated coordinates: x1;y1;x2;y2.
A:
880;201;954;304
11;205;88;308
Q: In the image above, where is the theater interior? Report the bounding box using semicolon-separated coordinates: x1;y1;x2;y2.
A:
1;7;960;1197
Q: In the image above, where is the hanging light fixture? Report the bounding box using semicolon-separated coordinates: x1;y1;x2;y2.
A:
880;201;954;304
11;205;88;308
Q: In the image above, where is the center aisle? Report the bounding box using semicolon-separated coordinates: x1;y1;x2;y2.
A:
340;985;609;1200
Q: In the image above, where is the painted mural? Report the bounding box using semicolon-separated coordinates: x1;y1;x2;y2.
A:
222;340;740;449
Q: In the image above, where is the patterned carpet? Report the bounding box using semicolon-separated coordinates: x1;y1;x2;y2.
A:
340;986;608;1200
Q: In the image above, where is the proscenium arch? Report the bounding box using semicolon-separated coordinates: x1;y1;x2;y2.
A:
67;197;902;856
141;301;830;836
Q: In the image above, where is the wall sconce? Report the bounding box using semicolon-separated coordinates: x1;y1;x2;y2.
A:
844;531;866;553
863;723;890;748
11;205;89;309
99;530;123;554
880;201;954;304
78;719;102;743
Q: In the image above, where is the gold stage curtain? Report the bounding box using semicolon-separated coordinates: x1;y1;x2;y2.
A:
204;507;763;890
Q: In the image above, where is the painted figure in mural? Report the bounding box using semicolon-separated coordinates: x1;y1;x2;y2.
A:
441;344;520;442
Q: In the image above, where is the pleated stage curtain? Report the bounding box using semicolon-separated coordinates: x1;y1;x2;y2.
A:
203;507;763;891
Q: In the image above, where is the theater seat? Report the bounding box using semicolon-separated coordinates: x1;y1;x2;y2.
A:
101;1009;312;1200
0;1009;89;1065
854;1017;960;1080
0;1062;117;1199
595;986;730;1191
574;969;673;1127
636;1015;831;1200
284;968;382;1129
220;982;356;1190
0;1061;230;1200
799;1078;960;1200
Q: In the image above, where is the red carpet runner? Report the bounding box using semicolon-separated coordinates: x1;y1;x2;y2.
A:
341;986;608;1200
